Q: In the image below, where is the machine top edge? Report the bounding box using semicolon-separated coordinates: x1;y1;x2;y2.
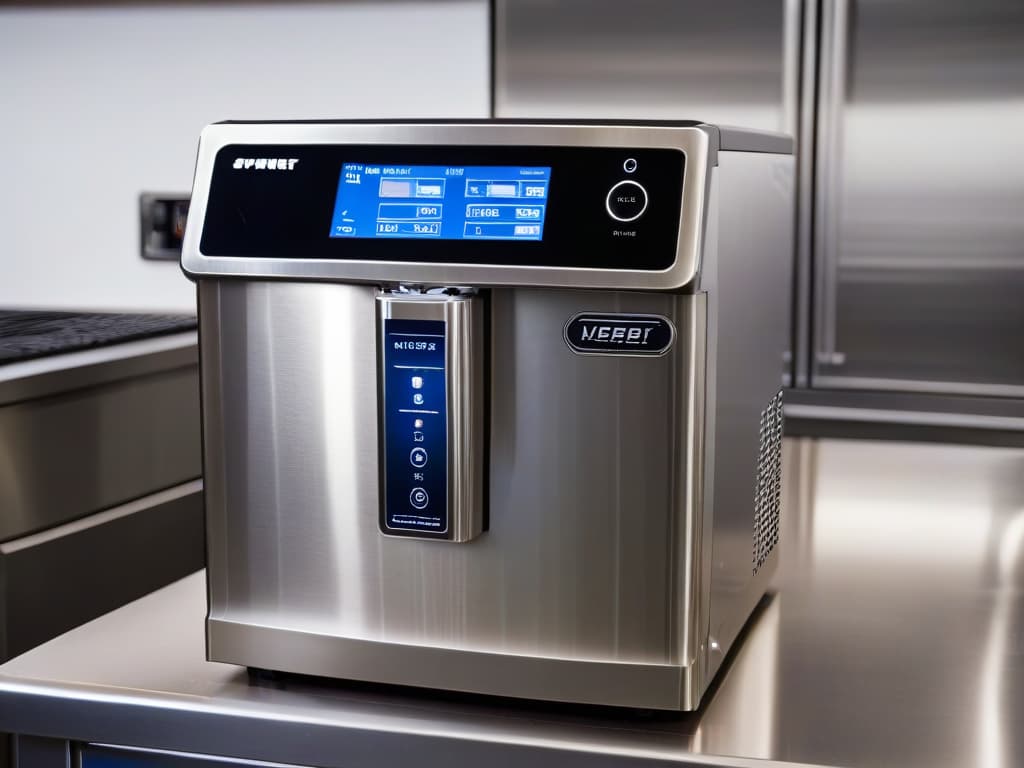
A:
207;119;793;155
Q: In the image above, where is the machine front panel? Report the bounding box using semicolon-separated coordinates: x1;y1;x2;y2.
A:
199;144;685;271
201;281;700;666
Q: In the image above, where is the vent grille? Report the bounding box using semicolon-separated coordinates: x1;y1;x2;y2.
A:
752;391;784;575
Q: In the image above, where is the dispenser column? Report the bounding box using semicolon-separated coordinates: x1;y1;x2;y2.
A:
377;292;485;542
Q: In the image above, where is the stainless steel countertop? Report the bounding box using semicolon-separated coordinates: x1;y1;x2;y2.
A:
1;437;1023;768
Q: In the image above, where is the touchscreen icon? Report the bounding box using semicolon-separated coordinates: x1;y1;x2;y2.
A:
409;488;429;510
410;448;428;468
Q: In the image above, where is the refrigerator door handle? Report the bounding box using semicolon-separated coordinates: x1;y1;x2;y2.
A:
813;0;849;369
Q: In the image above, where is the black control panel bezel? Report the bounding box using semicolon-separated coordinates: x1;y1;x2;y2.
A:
199;144;685;271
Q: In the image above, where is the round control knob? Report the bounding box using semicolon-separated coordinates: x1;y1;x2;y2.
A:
409;487;429;510
606;180;648;222
410;447;428;468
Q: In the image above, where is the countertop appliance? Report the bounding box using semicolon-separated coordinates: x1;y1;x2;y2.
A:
182;120;793;710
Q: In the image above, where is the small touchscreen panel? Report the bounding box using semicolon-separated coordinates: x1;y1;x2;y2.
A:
330;164;551;241
381;318;448;536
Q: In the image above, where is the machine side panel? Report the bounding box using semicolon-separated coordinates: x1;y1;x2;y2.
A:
704;150;794;682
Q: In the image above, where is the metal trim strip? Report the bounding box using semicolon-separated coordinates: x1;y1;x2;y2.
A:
784;403;1024;432
0;332;198;407
1;480;203;555
811;374;1024;400
208;618;691;711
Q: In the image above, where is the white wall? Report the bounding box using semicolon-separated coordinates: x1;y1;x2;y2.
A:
0;2;489;313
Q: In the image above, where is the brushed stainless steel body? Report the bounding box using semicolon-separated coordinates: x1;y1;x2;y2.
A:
189;121;793;710
200;282;711;708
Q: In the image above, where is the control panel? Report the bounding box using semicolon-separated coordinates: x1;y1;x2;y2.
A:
380;317;449;535
200;144;685;272
377;292;484;542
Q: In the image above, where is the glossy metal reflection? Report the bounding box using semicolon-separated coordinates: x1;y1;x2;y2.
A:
814;0;1024;394
1;439;1023;767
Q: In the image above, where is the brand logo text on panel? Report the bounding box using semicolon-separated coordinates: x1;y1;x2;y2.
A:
564;313;675;356
232;158;300;170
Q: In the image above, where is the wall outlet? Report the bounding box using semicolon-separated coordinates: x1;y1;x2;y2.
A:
140;193;190;261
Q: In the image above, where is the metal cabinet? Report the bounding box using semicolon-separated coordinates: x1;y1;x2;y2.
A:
0;331;206;662
496;0;1024;415
812;0;1024;396
494;0;801;131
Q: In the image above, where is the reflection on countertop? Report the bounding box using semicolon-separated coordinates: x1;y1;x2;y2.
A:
756;438;1024;768
0;438;1022;768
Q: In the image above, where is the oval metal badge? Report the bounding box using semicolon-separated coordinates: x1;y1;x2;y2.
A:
564;313;675;356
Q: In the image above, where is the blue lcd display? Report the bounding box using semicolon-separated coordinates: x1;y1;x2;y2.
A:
330;164;551;241
382;318;448;535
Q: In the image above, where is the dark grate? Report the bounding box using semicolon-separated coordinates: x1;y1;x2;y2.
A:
0;310;196;365
752;390;783;575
